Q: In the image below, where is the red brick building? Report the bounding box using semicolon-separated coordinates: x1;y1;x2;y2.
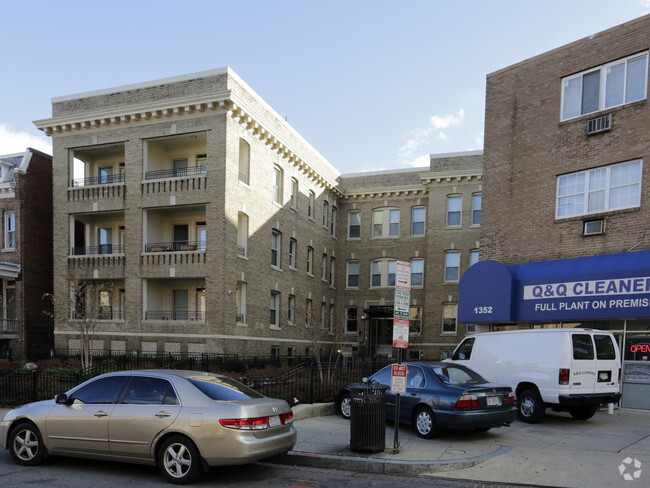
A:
0;148;53;360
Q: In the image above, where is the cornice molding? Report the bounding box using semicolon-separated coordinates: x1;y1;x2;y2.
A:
341;185;428;200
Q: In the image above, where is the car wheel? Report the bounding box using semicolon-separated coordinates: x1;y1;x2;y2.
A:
517;388;545;423
9;422;45;466
569;406;597;420
158;435;202;484
339;393;352;419
414;406;438;439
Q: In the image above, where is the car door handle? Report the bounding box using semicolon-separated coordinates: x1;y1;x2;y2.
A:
155;411;171;418
94;410;109;417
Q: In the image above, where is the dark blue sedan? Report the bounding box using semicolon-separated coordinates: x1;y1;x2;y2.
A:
334;362;516;438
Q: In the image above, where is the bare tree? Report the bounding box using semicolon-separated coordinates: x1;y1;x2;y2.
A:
302;306;348;385
44;279;112;370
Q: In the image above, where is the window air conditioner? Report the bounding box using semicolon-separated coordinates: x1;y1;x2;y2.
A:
584;219;604;236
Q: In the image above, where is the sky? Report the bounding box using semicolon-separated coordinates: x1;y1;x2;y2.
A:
2;0;650;174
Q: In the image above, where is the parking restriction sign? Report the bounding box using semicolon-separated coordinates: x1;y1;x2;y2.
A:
391;364;407;394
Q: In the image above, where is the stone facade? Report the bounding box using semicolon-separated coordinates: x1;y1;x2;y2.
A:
36;68;482;360
482;15;650;264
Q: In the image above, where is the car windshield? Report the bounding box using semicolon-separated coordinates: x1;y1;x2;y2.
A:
431;365;486;385
188;376;264;401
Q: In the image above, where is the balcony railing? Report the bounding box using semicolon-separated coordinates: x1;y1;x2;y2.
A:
144;311;205;321
145;241;205;252
72;245;126;256
69;309;125;321
1;319;18;333
72;174;125;187
145;165;207;181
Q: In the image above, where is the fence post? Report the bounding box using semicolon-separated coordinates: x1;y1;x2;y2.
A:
309;361;315;404
31;370;38;403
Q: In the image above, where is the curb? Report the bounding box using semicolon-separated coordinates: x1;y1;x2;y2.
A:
269;446;514;476
291;402;337;421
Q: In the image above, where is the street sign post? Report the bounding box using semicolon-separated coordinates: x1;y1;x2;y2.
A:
392;261;411;454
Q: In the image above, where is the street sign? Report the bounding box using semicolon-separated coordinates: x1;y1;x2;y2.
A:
391;364;407;394
393;289;410;319
392;318;409;349
395;261;411;291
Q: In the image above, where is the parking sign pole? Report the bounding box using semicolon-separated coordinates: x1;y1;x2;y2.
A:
392;261;411;454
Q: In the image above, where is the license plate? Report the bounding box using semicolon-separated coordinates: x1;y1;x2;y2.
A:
487;396;502;407
269;415;281;427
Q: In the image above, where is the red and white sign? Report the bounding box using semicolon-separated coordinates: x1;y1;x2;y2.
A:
392;319;409;349
395;261;411;291
391;364;408;394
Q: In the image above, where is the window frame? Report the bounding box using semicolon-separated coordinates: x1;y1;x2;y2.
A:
372;208;400;238
411;207;426;236
411;258;424;287
346;306;358;334
290;178;299;209
446;196;462;227
272;165;283;204
471;194;481;226
442;303;458;335
270;291;280;328
4;211;15;250
348;210;361;239
561;51;649;121
307;246;314;275
444;251;460;282
370;258;397;288
288;238;297;270
555;159;642;219
271;230;281;269
238;139;250;185
346;260;360;288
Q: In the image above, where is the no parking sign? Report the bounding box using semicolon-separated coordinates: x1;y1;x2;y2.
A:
391;364;407;394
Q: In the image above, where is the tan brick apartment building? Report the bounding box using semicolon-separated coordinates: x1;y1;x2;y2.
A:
0;148;53;359
459;15;650;409
34;69;482;360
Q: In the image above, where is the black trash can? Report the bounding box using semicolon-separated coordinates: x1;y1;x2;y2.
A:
349;383;387;452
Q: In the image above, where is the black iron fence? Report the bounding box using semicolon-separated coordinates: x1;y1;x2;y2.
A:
0;353;392;407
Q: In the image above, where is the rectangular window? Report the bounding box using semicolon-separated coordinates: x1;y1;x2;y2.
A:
270;291;280;327
236;282;247;324
445;251;460;282
371;259;397;287
290;178;298;209
447;196;461;227
411;207;425;235
346;307;358;333
4;212;15;249
347;261;359;288
306;299;313;326
472;195;481;226
411;259;424;287
348;211;360;238
239;139;250;184
442;303;458;335
321;253;327;281
288;295;295;324
470;250;479;266
289;238;297;269
561;52;648;121
237;212;249;258
307;246;314;275
272;166;283;204
410;306;422;335
329;257;336;287
323;201;329;228
556;160;642;218
331;206;337;237
271;231;281;268
308;191;315;219
372;208;400;237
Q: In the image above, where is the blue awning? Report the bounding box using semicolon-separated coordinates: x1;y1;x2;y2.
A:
458;250;650;323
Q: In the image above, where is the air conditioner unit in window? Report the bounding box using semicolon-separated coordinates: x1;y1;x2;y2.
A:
584;219;604;236
587;114;612;135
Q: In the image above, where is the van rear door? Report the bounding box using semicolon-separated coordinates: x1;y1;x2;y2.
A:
570;333;598;394
592;333;620;393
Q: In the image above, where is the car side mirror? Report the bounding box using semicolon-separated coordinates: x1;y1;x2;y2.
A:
55;393;70;405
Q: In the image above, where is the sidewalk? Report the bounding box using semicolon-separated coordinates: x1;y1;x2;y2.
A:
277;404;650;488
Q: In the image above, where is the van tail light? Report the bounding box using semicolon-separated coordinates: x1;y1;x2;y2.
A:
455;394;478;408
559;369;570;385
507;392;515;405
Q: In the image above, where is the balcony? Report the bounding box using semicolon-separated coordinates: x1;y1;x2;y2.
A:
72;245;126;255
145;241;203;253
144;311;205;321
0;319;18;337
69;143;126;202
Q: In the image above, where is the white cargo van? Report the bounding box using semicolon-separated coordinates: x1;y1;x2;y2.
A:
449;329;621;423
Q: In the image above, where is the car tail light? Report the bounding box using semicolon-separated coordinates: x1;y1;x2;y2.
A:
507;392;515;405
220;417;270;430
280;412;293;425
559;368;570;385
455;394;478;408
